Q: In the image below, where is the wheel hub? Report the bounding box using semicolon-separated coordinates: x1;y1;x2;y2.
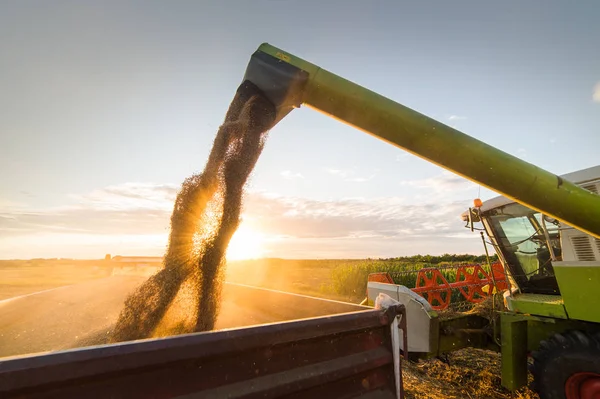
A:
566;373;600;399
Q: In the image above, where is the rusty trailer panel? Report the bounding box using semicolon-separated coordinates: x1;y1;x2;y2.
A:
0;305;406;399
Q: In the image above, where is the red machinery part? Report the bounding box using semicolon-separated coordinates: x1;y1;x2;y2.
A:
412;268;452;310
368;262;508;311
454;264;491;303
365;272;395;302
566;372;600;399
491;261;509;291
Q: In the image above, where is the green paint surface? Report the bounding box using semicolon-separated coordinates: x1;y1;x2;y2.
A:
252;43;600;240
555;263;600;323
507;293;568;319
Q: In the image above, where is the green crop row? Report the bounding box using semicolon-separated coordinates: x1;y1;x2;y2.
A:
324;258;495;304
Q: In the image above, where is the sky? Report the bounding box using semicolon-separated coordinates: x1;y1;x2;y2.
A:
1;0;599;259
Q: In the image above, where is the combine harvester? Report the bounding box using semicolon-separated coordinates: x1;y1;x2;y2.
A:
1;44;599;399
367;164;600;398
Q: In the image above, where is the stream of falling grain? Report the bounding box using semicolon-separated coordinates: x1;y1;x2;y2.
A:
110;82;275;343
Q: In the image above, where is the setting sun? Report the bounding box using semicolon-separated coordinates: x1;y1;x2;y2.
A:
226;226;265;260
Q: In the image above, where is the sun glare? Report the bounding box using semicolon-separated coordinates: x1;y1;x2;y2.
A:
226;226;265;260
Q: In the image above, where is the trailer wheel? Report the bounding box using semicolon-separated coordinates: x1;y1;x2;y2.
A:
531;330;600;399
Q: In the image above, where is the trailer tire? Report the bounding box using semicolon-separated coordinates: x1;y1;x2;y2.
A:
531;330;600;399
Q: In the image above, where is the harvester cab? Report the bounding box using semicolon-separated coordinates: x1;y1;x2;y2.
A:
463;165;600;300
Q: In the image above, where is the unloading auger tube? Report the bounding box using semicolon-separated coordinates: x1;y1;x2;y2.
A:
242;43;600;240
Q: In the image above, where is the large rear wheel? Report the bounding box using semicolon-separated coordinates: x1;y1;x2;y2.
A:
531;331;600;399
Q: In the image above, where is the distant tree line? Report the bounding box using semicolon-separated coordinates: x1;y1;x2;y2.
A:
377;253;498;264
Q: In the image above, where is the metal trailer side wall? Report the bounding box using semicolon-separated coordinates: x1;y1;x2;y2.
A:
0;306;407;399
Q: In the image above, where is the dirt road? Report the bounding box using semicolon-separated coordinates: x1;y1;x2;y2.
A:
0;276;364;359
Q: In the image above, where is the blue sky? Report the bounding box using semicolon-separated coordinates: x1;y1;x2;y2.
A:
1;1;599;259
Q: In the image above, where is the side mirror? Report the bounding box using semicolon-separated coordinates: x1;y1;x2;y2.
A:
468;207;474;232
467;207;481;232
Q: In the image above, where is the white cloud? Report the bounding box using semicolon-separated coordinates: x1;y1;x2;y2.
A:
593;82;600;103
280;170;304;180
325;168;376;183
400;171;474;193
0;182;483;259
70;182;177;211
396;153;410;163
242;193;478;258
243;192;471;240
0;183;175;239
326;168;349;178
345;176;374;182
0;199;27;211
448;115;467;121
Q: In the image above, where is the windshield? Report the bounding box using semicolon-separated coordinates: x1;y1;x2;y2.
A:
485;203;561;294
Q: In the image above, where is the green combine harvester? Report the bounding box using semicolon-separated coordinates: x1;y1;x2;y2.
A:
1;43;598;399
370;164;600;399
245;43;600;399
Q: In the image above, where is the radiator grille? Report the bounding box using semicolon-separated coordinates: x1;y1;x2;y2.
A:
582;182;599;194
570;235;597;261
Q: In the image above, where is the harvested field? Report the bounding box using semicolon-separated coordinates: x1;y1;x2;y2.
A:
0;259;112;300
403;349;536;399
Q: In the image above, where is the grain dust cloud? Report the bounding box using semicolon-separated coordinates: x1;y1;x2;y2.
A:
110;82;275;343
